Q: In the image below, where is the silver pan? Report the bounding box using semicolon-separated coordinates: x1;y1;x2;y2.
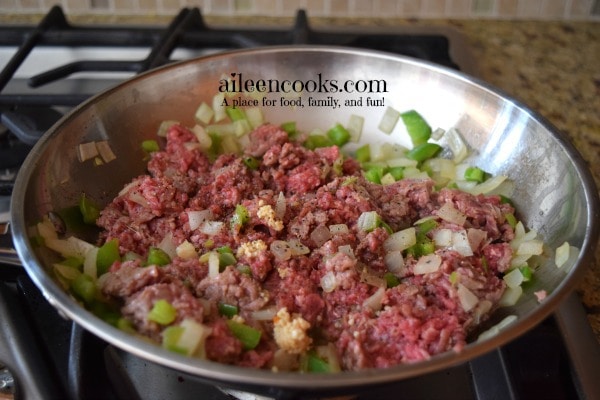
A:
10;46;600;397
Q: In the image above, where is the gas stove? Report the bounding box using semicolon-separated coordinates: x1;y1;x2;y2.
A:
1;6;600;400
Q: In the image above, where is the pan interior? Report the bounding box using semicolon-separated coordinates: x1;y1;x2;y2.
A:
11;47;598;390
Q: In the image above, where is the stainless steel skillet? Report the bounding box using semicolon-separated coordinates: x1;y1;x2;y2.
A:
10;46;599;397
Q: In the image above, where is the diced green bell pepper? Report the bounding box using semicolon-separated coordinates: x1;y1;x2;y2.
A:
71;273;96;303
326;123;351;147
97;238;120;276
226;320;261;350
401;110;432;146
218;302;239;318
304;135;333;150
148;299;177;325
406;143;442;162
79;193;100;224
146;247;171;266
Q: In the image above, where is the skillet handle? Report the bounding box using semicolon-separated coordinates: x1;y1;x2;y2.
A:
554;293;600;400
0;282;68;399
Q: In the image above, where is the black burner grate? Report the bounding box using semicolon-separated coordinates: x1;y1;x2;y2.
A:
0;6;594;400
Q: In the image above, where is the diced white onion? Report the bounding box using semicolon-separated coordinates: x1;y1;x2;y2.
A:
516;240;544;256
176;240;198;259
467;175;507;195
503;268;524;288
555;241;570;268
329;224;349;235
498;285;523;307
413;254;442;275
472;299;493;324
233;119;252;137
95;141;116;163
369;142;395;161
361;272;387;288
158;233;177;259
511;223;537;250
245;106;264;129
77;142;99;162
310;225;331;247
513;221;526;239
83;246;99;280
384;227;416;252
194;102;214;125
54;263;82;281
212;92;226;122
191;124;213;149
315;343;341;373
510;253;531;269
177;319;212;358
156;120;178;137
402;167;429;179
320;271;338;293
380;173;396;185
457;283;479;312
45;236;95;259
37;219;58;241
437;203;467;226
288;239;310;256
252;307;278;321
207;123;235;136
362;286;386;311
187;209;214;231
199;221;224;236
384;250;405;276
208;251;220;277
338;245;355;259
118;181;136;197
426;158;456;179
467;228;487;251
445;128;468;163
386;157;418;168
220;134;241;154
454;180;478;192
127;189;149;207
275;192;286;220
347;114;364;142
270;240;292;261
451;230;473;256
432;228;453;247
378;106;400;134
431;127;445;140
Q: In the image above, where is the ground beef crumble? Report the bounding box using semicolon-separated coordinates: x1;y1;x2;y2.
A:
96;122;515;371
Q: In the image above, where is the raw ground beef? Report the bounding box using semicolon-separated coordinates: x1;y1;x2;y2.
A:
96;122;515;371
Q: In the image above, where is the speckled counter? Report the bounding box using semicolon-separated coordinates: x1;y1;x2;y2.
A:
2;13;600;340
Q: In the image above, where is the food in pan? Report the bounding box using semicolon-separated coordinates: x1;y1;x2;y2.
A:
38;101;544;372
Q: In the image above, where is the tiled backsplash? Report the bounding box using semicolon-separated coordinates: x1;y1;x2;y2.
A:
2;0;599;20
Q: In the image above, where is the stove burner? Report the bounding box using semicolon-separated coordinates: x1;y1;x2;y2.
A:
1;6;599;400
1;106;62;145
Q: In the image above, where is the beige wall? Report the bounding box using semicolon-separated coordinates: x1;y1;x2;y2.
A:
1;0;599;20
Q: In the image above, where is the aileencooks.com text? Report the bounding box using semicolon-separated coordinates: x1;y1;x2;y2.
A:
219;73;389;94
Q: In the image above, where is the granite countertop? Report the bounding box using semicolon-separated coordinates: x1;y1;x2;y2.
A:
2;14;600;340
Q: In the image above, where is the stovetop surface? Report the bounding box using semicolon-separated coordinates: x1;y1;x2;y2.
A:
1;5;600;400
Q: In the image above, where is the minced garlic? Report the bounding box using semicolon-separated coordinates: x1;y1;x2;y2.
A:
236;239;267;259
273;308;312;355
257;200;284;231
